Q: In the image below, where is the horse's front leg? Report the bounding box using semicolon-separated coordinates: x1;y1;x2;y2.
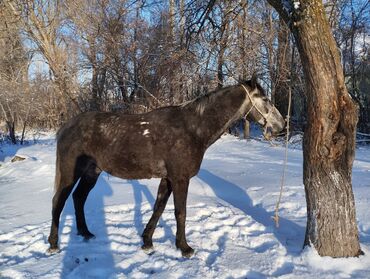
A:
142;178;172;251
172;177;194;258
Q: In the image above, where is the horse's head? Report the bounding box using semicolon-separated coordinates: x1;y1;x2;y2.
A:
242;76;285;140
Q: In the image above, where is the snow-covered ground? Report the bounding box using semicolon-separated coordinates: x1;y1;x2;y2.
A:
0;134;369;278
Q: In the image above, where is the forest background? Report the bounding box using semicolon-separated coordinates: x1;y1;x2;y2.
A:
0;0;369;143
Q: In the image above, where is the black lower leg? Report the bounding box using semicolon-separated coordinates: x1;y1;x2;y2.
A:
73;173;99;239
142;178;172;249
48;185;74;250
173;178;193;257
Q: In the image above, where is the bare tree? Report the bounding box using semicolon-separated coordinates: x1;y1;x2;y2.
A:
1;0;367;150
0;2;30;143
335;0;370;132
267;0;362;257
5;0;81;121
215;1;232;88
273;17;292;119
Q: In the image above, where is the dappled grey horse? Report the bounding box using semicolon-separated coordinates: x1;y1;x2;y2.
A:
47;76;285;257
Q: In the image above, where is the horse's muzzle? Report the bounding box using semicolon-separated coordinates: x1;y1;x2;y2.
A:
263;126;273;140
263;120;286;140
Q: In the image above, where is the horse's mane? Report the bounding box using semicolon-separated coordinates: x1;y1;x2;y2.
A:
241;79;267;96
181;85;239;115
180;79;263;115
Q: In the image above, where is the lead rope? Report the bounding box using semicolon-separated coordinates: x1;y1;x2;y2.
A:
272;81;293;227
241;84;268;119
239;77;292;228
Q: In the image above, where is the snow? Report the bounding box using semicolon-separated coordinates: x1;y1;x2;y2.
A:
293;1;300;10
1;134;370;278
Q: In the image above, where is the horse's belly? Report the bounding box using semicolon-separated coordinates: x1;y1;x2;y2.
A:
100;157;167;180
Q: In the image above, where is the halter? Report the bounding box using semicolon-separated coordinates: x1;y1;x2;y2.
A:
240;84;273;125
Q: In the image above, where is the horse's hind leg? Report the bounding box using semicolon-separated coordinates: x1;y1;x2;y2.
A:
48;161;80;252
72;164;101;240
142;178;172;251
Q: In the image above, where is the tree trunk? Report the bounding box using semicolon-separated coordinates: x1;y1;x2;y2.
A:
179;0;185;47
91;63;100;110
267;0;362;257
235;5;250;81
274;17;291;118
169;0;175;44
217;5;230;89
217;47;226;89
243;119;250;139
264;6;276;99
6;120;16;144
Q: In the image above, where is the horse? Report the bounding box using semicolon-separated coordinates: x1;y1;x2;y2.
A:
47;76;285;258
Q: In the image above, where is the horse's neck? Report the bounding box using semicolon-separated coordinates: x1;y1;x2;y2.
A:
186;86;249;148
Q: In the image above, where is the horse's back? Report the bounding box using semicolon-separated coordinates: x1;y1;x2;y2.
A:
55;108;202;179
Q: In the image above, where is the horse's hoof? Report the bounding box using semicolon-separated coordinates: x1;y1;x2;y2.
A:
141;244;155;255
181;247;194;258
46;247;60;255
83;234;96;241
78;231;96;241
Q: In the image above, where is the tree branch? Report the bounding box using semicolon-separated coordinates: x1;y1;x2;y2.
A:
265;0;291;27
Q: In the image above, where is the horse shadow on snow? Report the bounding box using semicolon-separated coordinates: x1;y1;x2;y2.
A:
197;169;305;256
130;180;174;242
56;168;303;276
60;174;115;277
59;176;176;277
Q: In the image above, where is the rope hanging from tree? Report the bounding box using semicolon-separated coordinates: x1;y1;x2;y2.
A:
272;82;292;228
272;42;295;228
230;74;292;228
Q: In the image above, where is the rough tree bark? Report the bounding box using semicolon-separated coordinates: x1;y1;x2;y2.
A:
267;0;362;257
217;2;231;89
169;0;176;43
273;17;291;118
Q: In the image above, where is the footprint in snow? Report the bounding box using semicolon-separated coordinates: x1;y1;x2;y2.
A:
0;203;284;278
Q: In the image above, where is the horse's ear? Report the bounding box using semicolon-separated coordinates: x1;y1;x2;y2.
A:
250;73;258;89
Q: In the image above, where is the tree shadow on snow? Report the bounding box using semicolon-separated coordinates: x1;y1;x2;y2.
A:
0;143;27;162
197;169;305;255
0;138;55;162
60;174;115;278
